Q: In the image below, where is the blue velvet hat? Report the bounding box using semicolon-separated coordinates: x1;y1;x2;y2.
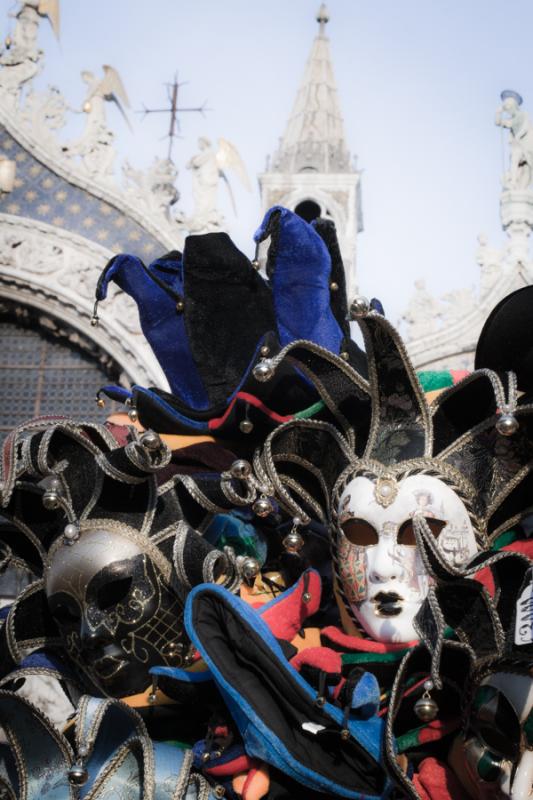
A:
94;207;368;439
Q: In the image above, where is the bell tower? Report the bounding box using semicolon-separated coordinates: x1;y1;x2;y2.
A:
259;5;362;299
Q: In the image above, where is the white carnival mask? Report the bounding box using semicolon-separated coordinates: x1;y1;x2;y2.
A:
336;472;478;643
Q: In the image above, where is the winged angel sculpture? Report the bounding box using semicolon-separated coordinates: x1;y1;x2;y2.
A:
62;65;130;180
0;0;59;96
186;136;250;232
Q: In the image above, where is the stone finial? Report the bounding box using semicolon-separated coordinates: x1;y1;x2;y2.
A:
316;4;329;34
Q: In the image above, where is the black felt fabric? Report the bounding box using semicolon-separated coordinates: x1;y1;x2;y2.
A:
313;218;350;337
475;286;533;392
432;373;500;455
191;588;386;795
0;587;60;679
183;233;276;406
180;528;223;587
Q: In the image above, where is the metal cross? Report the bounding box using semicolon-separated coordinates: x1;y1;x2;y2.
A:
138;74;208;160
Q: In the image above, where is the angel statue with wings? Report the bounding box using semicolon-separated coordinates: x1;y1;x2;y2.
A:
186;136;250;232
62;65;130;180
0;0;59;97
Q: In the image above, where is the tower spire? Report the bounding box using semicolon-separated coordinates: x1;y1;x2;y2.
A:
271;4;351;174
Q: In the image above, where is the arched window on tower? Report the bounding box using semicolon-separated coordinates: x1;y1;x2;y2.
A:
294;199;322;223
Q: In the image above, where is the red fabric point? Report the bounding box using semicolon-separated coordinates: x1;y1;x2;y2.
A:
290;646;342;674
413;757;470;800
449;370;470;385
260;571;321;640
204;755;255;777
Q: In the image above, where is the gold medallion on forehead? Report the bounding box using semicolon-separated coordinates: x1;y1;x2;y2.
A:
374;476;398;508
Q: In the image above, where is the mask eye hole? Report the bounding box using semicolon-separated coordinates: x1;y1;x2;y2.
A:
397;518;447;546
97;576;133;610
341;519;379;546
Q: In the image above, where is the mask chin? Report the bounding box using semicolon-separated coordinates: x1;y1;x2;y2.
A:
352;597;420;644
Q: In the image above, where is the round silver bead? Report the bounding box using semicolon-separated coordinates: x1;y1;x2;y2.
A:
340;351;350;361
252;496;273;517
49;477;62;491
90;315;99;327
241;556;260;580
349;296;370;319
128;407;138;422
140;430;161;451
423;679;434;692
496;413;519;436
230;459;252;480
64;523;80;543
239;419;254;434
413;695;438;722
283;530;305;554
330;282;339;292
251;259;260;271
252;359;274;382
260;345;270;357
68;763;89;786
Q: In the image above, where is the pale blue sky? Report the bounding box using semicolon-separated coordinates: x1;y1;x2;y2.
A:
5;0;533;324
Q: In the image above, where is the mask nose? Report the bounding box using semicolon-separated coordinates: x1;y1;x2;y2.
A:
79;617;110;653
368;538;398;583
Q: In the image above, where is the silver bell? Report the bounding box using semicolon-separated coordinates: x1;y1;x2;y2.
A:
140;430;162;451
230;459;252;480
413;694;439;722
349;296;370;319
239;419;254;434
252;496;273;517
128;407;138;422
496;413;519;437
68;762;88;786
42;477;62;510
252;359;274;382
241;556;260;581
283;530;305;554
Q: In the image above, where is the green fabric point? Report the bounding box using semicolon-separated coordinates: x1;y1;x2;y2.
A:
417;371;454;392
342;650;408;666
396;725;425;753
491;529;518;550
295;400;325;419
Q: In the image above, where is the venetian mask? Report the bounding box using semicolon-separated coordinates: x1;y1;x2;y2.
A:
44;528;188;697
336;472;478;643
464;671;533;799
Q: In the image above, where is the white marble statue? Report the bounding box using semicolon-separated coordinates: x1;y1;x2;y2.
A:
0;0;59;97
441;287;475;326
186;136;250;233
476;233;503;297
62;65;129;180
401;279;443;341
123;157;180;219
495;90;533;190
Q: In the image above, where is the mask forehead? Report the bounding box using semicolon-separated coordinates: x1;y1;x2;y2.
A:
45;529;143;598
339;473;473;531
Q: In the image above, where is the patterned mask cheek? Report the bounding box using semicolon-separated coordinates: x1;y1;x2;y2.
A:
337;537;368;603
